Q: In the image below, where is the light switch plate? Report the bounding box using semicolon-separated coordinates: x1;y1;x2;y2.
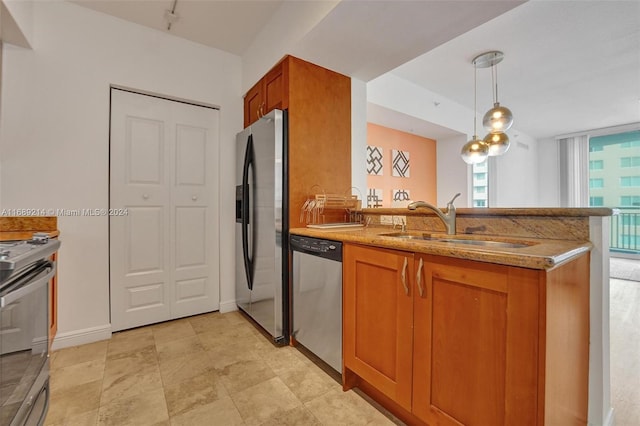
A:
392;216;406;226
380;215;393;225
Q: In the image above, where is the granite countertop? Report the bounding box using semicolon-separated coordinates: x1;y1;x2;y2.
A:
0;216;59;241
0;230;60;241
290;226;592;270
362;207;613;217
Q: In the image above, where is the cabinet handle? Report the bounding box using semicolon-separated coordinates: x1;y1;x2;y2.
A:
401;257;409;295
416;258;424;297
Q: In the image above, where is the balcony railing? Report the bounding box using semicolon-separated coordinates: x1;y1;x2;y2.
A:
611;208;640;255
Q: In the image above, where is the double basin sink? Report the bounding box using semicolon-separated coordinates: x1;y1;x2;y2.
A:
379;232;533;249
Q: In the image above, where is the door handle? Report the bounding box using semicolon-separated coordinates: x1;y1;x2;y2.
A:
242;134;255;290
192;195;198;201
401;257;409;296
256;102;265;120
416;258;424;297
142;194;149;200
1;263;55;307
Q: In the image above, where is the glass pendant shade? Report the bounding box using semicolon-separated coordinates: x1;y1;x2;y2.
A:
464;50;512;162
483;102;513;132
460;137;489;164
483;131;510;156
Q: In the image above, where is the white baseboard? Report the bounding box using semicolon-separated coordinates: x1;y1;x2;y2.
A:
51;324;112;351
219;300;237;314
50;303;239;350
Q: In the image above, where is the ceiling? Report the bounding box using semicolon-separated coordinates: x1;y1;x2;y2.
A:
72;0;286;55
389;0;640;140
73;0;640;140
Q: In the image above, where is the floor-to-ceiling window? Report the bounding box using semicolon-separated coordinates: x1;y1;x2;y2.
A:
589;130;640;256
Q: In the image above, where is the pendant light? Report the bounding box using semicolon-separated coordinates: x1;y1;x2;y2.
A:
461;58;489;164
479;51;513;133
483;131;510;156
471;51;513;156
461;138;489;164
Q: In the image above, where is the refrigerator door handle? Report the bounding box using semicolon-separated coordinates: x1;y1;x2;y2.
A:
242;134;256;290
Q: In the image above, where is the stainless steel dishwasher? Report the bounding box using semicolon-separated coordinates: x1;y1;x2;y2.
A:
290;235;342;374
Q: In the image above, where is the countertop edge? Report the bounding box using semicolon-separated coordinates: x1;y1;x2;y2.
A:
0;231;60;241
361;207;613;217
290;227;592;270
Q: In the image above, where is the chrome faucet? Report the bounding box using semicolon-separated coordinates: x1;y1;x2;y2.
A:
407;193;461;235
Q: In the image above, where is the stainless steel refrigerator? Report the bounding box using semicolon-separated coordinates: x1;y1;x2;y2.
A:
235;109;288;344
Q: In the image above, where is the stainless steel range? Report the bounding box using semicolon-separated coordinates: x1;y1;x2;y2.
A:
0;235;60;426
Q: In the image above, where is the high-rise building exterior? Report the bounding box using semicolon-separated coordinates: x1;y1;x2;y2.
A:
469;131;638;253
589;132;640;253
472;161;488;207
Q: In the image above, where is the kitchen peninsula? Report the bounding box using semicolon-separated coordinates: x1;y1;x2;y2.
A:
291;207;612;426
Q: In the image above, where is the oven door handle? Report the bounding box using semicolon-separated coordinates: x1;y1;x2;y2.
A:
0;263;55;308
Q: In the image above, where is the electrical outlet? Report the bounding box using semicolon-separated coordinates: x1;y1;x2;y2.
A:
393;216;406;226
380;215;393;225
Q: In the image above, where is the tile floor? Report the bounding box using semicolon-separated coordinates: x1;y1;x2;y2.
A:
42;272;640;426
44;311;397;426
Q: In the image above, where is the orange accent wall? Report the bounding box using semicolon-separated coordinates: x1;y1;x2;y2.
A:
367;123;437;207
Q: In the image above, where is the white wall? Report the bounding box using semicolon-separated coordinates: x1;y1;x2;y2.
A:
491;132;539;207
437;135;470;207
367;73;542;207
241;1;339;91
0;42;3;119
588;216;614;426
537;137;561;207
351;78;367;198
1;0;33;47
0;1;242;348
368;74;475;137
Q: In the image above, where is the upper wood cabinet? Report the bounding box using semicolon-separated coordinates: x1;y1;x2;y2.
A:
343;243;590;426
243;61;288;127
243;84;262;127
243;55;351;229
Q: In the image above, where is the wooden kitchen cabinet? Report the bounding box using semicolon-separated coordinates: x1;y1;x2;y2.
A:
413;254;540;425
243;83;262;127
343;243;590;426
243;55;351;229
49;251;58;346
343;244;414;411
243;60;287;127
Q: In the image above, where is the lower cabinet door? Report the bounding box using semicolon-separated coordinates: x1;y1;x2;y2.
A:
343;244;414;411
412;255;540;426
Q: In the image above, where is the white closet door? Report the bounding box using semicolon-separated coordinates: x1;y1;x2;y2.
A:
110;89;220;332
170;102;219;318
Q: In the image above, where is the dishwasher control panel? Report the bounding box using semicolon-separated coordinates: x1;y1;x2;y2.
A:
290;236;342;262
